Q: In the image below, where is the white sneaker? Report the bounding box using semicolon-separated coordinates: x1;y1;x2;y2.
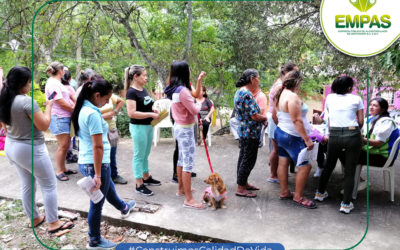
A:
339;202;354;214
314;191;328;201
313;167;323;178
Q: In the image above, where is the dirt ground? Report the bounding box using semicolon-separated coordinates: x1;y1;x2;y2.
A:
0;199;204;250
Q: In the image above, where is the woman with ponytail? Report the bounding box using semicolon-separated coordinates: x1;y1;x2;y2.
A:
234;69;267;198
273;70;316;209
71;79;135;249
0;66;74;234
125;65;161;196
266;62;298;183
45;62;76;181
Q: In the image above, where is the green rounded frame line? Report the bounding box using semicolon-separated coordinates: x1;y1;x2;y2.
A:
320;0;400;57
29;0;367;249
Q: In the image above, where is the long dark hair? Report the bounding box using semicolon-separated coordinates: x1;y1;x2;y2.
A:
61;70;71;85
235;68;258;88
274;70;303;106
71;79;113;133
368;97;390;137
168;60;191;90
0;66;32;125
202;86;208;98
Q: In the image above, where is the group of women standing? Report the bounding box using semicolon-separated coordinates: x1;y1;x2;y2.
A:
1;59;398;249
234;63;399;214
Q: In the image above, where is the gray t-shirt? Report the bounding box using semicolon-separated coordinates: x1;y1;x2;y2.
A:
7;95;44;145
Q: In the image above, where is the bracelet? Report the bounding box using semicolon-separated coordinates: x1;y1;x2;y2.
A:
95;176;101;178
113;109;119;114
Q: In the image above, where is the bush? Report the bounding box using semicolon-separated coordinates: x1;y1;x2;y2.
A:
116;106;130;138
27;83;46;111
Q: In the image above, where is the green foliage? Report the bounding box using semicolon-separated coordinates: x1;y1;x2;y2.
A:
116;106;130;138
27;83;46;111
2;0;399;107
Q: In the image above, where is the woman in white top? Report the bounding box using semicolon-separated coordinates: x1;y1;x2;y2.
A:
273;70;316;209
266;62;298;183
315;75;364;214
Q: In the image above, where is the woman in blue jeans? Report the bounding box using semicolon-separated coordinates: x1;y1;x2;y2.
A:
71;78;135;249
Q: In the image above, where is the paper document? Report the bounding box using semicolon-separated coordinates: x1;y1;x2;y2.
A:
77;177;104;204
296;142;319;166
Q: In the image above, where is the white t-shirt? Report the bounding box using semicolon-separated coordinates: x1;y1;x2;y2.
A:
363;116;397;142
324;93;364;127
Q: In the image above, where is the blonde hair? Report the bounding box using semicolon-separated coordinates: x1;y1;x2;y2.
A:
124;65;146;92
46;61;64;76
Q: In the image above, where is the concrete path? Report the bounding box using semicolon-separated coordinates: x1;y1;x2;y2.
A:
0;135;399;249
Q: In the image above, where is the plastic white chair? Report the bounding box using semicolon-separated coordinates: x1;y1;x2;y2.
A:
152;99;173;147
352;136;400;201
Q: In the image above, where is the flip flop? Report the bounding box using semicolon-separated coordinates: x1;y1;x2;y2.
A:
245;184;260;191
235;191;257;198
293;197;317;209
29;215;46;228
279;192;294;200
56;173;69;181
48;221;74;234
64;169;78;175
176;188;196;197
182;203;206;210
267;177;280;184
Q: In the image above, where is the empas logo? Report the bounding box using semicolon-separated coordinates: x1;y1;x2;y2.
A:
320;0;400;57
335;0;391;29
350;0;376;12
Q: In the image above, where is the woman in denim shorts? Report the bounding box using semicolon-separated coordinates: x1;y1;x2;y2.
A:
45;62;76;181
273;70;316;209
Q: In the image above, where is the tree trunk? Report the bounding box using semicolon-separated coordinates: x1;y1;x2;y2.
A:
183;1;193;61
120;18;167;85
75;35;82;82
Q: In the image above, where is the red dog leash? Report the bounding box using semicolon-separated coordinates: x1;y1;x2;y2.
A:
197;114;214;173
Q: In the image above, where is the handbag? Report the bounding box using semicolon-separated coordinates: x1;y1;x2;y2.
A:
107;128;119;147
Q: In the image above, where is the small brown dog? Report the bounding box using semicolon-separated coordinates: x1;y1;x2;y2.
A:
202;172;227;210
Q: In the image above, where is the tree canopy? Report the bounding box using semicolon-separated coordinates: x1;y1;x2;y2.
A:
1;0;398;107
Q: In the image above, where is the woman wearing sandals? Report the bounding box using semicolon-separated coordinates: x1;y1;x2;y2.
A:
0;67;74;234
234;69;267;198
273;70;316;208
71;78;135;249
125;65;161;196
45;62;77;181
266;62;298;183
164;60;207;209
